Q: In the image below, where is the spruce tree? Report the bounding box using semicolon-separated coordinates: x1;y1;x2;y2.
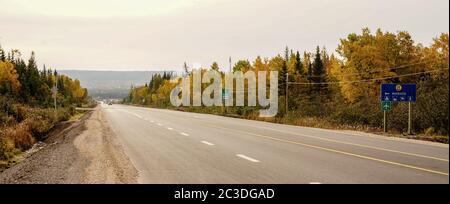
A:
311;46;329;100
27;51;43;102
211;62;219;71
312;46;324;82
284;46;289;62
183;62;189;76
295;51;303;76
278;60;288;96
0;45;5;61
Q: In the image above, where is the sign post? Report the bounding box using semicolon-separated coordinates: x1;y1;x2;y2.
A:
52;80;58;120
381;84;416;134
222;89;230;100
286;72;289;114
380;101;392;132
408;102;412;135
222;89;230;114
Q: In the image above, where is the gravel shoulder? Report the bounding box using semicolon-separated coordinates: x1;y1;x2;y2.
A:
0;107;138;184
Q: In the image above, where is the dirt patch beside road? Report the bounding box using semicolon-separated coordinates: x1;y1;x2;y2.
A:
0;107;138;184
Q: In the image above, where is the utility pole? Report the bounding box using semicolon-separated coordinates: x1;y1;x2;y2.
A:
407;101;412;135
229;56;232;72
53;74;58;119
54;79;57;110
285;72;289;114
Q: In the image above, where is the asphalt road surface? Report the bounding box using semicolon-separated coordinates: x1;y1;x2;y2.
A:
102;104;449;184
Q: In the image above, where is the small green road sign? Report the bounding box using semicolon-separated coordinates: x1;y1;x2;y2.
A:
381;101;392;111
222;89;230;100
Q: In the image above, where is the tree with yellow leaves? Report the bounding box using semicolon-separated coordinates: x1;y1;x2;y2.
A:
0;60;21;95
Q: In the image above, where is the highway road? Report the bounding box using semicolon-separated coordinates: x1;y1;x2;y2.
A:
102;104;449;184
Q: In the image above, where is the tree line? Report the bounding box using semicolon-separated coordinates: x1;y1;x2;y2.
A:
0;48;88;107
125;28;448;139
1;46;90;161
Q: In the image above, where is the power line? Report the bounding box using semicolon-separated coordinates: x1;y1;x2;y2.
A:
288;67;448;85
306;60;436;78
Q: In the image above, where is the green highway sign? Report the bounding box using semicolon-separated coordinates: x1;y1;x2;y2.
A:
381;101;392;112
222;89;230;100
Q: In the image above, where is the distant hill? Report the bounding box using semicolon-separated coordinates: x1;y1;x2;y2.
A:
59;70;174;99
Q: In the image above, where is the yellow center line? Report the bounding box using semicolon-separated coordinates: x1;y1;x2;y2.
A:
136;107;449;164
205;123;449;176
260;127;449;162
191;115;448;162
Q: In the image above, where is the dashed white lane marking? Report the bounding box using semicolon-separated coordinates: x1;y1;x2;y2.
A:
309;182;322;184
201;141;215;146
167;127;173;130
181;132;189;136
157;123;163;126
236;154;260;163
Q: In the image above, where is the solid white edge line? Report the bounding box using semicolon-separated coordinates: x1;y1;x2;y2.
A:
236;154;260;163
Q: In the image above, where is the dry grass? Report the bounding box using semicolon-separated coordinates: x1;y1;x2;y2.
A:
1;105;75;162
0;122;35;155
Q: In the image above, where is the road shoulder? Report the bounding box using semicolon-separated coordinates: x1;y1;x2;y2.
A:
0;107;138;184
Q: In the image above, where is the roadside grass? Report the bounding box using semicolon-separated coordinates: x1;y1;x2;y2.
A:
69;110;87;122
378;133;449;144
0;103;85;167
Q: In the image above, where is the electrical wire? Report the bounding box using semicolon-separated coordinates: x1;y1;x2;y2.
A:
304;60;439;78
288;67;448;85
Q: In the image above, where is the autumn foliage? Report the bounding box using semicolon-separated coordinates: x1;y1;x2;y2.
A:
125;29;449;141
0;46;89;161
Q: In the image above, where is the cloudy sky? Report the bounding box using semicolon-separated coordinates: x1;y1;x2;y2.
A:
0;0;448;71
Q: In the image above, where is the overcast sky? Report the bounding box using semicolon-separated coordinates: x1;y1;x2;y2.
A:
0;0;448;71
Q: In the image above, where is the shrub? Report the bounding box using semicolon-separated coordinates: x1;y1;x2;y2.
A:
26;118;53;140
331;109;369;126
424;127;435;135
1;104;78;161
0;137;17;160
1;122;35;151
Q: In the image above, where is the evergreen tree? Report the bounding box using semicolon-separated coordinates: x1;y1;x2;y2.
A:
0;45;5;61
311;46;330;100
312;46;324;82
278;59;288;96
295;51;303;76
27;52;43;102
284;46;289;62
307;63;312;82
10;49;14;62
42;64;47;78
183;62;190;76
57;72;65;95
15;58;29;102
210;62;219;71
320;47;330;74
